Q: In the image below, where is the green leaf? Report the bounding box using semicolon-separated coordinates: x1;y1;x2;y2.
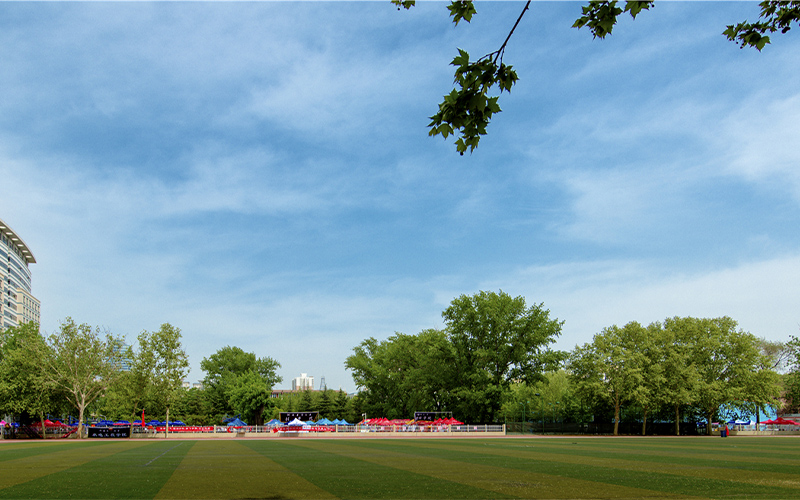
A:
391;0;415;10
451;48;470;68
447;1;477;26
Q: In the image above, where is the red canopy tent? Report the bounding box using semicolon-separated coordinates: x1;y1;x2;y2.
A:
762;417;799;425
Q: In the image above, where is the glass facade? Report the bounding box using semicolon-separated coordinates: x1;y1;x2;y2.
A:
0;218;39;329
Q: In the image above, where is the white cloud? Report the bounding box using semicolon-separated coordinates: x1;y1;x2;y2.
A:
480;254;800;350
717;93;800;199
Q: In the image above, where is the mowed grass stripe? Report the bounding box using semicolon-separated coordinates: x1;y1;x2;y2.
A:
244;440;510;499
488;439;800;475
0;440;189;499
284;440;690;500
531;437;800;461
0;440;163;497
155;440;337;500
376;439;800;499
0;440;105;463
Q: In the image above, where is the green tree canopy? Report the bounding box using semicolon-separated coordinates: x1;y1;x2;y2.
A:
666;317;780;434
346;329;454;420
37;318;126;438
568;321;649;435
0;322;57;435
143;324;189;434
443;290;565;423
569;316;781;436
347;291;564;423
785;334;800;413
200;345;281;423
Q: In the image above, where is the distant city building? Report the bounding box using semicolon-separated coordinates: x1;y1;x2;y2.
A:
182;381;203;390
0;218;39;329
292;373;314;391
114;342;133;371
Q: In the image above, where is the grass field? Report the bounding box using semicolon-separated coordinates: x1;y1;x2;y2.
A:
1;436;799;499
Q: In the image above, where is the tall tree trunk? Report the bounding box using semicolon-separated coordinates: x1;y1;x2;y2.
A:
675;404;680;436
40;413;46;439
613;400;620;436
706;411;713;436
165;407;169;438
77;398;86;439
641;407;648;436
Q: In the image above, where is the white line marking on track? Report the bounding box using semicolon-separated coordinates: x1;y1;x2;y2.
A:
143;442;185;467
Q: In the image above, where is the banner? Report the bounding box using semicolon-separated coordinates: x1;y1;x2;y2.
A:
280;411;319;423
87;426;131;438
154;426;214;433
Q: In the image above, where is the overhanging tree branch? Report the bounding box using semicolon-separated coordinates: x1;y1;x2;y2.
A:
395;0;797;155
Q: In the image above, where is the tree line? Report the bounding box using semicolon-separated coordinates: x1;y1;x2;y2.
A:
347;290;799;435
2;292;798;436
0;319;361;437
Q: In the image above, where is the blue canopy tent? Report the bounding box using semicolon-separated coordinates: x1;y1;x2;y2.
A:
265;419;282;426
226;418;247;427
315;418;333;425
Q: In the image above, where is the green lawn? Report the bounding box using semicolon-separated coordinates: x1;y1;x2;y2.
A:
1;436;799;499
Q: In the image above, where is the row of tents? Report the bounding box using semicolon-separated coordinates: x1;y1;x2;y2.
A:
360;417;464;426
269;418;353;427
222;418;355;427
2;417;465;428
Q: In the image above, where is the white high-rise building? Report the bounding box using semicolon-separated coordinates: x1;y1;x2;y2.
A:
292;373;314;391
0;218;39;329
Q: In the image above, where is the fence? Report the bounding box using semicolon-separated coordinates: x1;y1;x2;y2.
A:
506;421;706;435
126;423;506;437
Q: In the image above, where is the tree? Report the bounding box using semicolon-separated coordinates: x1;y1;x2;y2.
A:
665;317;780;435
629;322;666;436
100;323;189;433
171;387;212;425
657;321;700;436
757;338;793;373
226;369;275;425
0;322;56;437
37;318;125;439
346;328;455;419
443;290;564;423
568;322;648;435
142;324;189;436
785;334;800;412
333;390;350;421
346;291;562;423
298;389;315;413
317;389;334;419
200;346;281;422
723;1;800;50
501;370;584;432
394;0;800;154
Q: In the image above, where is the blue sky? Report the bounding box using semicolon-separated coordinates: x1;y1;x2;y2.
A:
1;1;799;392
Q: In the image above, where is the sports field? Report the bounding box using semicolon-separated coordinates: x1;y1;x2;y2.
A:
0;436;798;499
